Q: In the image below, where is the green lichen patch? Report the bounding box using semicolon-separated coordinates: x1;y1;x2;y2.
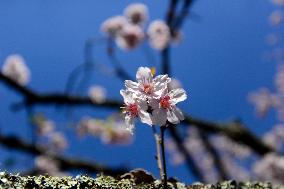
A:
0;172;283;189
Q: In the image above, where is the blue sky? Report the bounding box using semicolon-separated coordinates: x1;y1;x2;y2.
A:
0;0;278;183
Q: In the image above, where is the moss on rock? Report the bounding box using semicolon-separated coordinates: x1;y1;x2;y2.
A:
0;172;283;189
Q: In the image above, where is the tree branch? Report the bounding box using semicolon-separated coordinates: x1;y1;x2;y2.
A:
0;133;128;176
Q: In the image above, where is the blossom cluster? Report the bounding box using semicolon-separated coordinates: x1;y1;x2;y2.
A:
77;116;132;145
120;67;187;133
253;153;284;185
248;64;284;120
101;3;179;50
35;155;67;177
32;113;68;151
166;127;251;183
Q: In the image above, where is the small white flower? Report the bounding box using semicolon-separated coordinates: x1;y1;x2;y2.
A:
147;20;170;50
88;85;107;104
115;24;144;50
77;117;104;137
120;89;151;132
125;67;171;99
101;15;128;37
124;3;148;25
101;127;132;145
2;54;31;86
248;88;278;117
49;132;68;150
150;88;187;126
38;120;55;136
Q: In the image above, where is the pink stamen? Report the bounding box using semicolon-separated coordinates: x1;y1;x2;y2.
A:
143;84;153;94
160;95;171;109
126;104;138;117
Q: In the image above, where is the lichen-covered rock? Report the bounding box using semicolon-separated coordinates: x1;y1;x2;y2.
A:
0;171;283;189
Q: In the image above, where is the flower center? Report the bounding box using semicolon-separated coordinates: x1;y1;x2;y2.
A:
143;84;153;94
160;95;171;109
126;104;138;117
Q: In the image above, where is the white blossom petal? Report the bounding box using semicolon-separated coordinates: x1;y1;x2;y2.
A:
136;67;153;84
138;99;148;110
167;109;179;124
149;98;159;110
125;80;139;91
125;114;135;134
120;89;135;104
152;108;167;126
138;110;152;126
170;107;184;123
169;88;187;104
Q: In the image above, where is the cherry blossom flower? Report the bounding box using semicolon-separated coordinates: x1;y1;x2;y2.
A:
248;88;279;117
125;67;170;99
120;89;151;132
88;85;107;104
115;24;144;50
2;54;31;86
124;3;148;25
101;16;128;37
147;20;170;50
150;88;187;125
121;67;186;128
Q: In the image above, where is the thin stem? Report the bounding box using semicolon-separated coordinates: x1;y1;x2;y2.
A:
160;126;168;189
152;126;163;181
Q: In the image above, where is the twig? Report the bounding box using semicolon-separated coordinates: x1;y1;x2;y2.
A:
152;126;164;180
160;126;168;189
162;0;179;75
173;0;194;30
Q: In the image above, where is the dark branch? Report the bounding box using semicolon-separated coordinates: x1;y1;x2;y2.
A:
0;134;128;176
